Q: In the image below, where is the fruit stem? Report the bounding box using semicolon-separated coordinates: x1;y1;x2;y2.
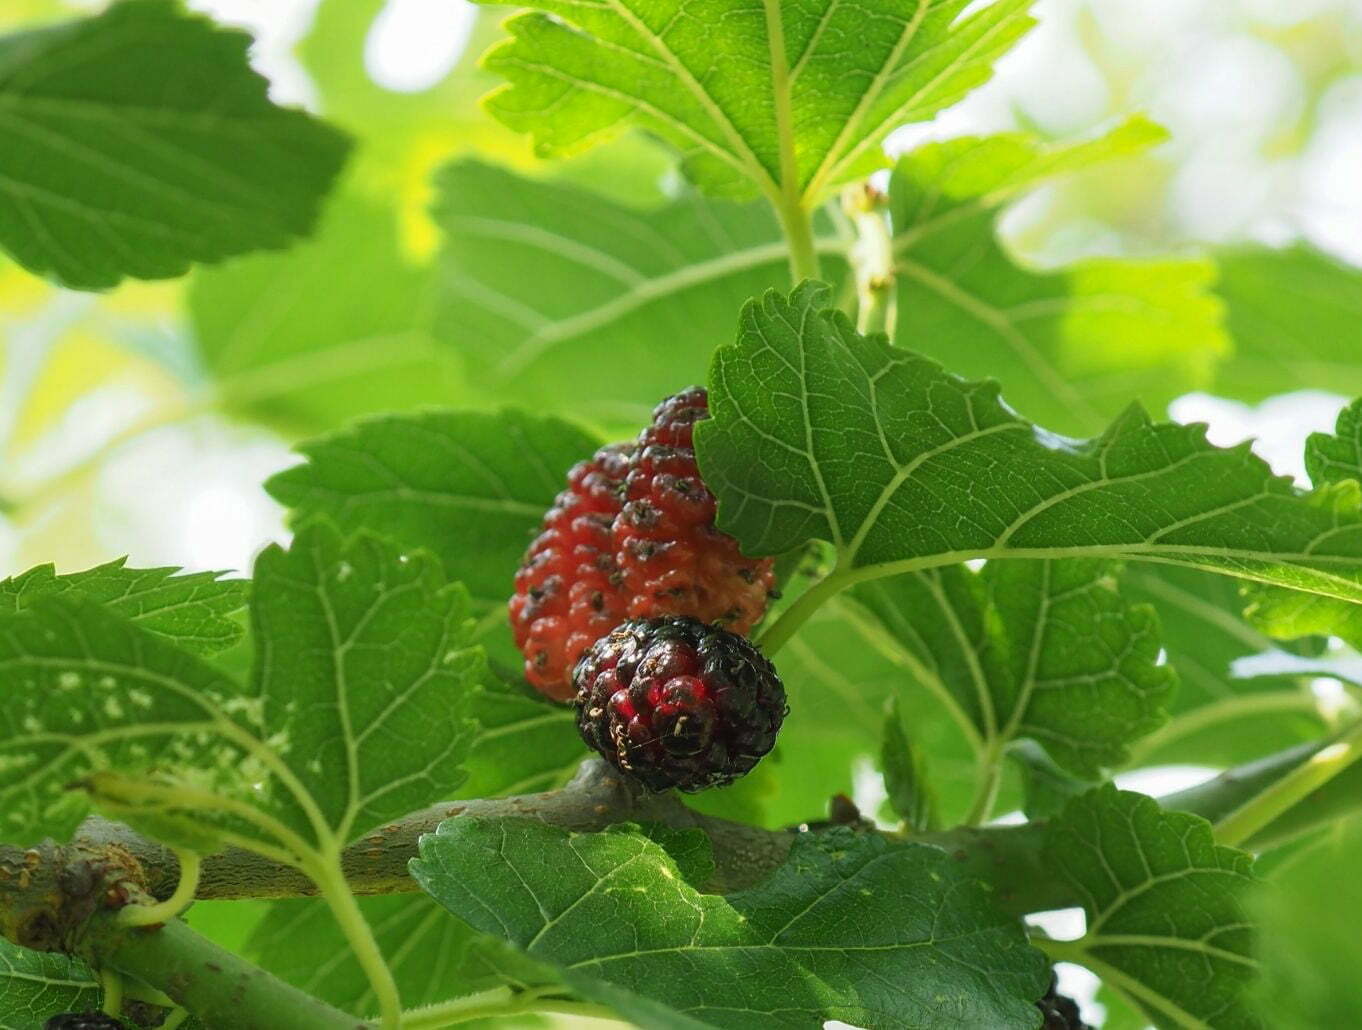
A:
1214;717;1362;848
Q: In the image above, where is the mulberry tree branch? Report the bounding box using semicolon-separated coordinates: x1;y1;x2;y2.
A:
0;840;366;1030
8;738;1354;930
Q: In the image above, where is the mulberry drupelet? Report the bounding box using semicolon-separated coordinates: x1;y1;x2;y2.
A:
510;388;776;701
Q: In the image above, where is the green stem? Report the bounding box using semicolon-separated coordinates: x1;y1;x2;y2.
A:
1214;719;1362;848
104;918;367;1030
311;858;402;1030
757;568;851;655
1124;689;1321;766
118;848;199;928
963;743;1004;826
400;988;625;1029
100;968;124;1017
1030;935;1082;963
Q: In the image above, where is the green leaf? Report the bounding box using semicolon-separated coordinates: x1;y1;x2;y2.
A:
852;559;1172;782
981;559;1172;775
0;0;349;289
0;523;482;857
1043;787;1260;1030
461;675;585;799
245;894;507;1016
244;521;481;848
0;939;100;1026
0;593;259;846
1251;821;1362;1027
1213;246;1362;404
300;1;675;208
1306;397;1362;487
0;559;246;655
413;819;1049;1028
473;0;1034;202
762;590;995;828
698;282;1362;614
1242;400;1362;651
880;695;938;830
244;656;581;1016
188;193;460;432
1008;740;1096;821
890;120;1228;433
266;409;600;612
431;159;843;427
1118;565;1326;768
1121;566;1274;708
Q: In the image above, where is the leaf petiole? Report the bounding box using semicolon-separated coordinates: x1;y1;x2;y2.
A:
118;848;200;928
308;855;403;1030
964;743;1006;826
1214;718;1362;848
757;567;855;655
100;968;124;1017
399;987;626;1029
774;195;821;284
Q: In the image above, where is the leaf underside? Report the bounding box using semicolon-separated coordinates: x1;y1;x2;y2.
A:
0;0;349;288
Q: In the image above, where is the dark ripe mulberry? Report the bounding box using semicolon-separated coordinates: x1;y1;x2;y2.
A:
1035;972;1092;1030
509;443;631;701
615;388;776;633
44;1014;126;1030
573;616;787;792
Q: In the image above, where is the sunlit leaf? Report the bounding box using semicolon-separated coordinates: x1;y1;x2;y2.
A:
0;940;101;1025
0;523;481;857
188;193;460;432
1122;564;1326;768
1251;822;1362;1027
699;282;1362;610
880;695;938;830
891;120;1227;433
245;672;579;1017
244;522;481;847
0;591;262;846
473;0;1034;202
0;559;246;655
1214;247;1362;404
1244;399;1362;651
853;559;1172;781
432;159;843;429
